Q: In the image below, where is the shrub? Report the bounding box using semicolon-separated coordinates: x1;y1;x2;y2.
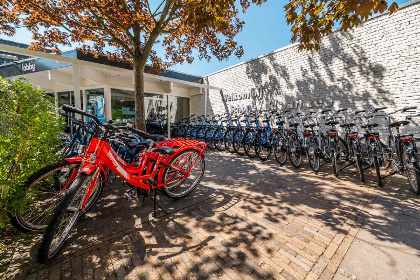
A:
0;77;63;228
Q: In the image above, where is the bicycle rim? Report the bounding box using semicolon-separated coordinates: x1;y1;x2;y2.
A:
163;150;205;198
15;162;80;232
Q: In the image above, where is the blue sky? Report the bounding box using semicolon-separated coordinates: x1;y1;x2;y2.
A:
0;0;411;77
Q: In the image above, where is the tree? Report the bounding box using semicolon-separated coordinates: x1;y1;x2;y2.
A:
285;0;399;51
0;0;265;130
0;1;398;130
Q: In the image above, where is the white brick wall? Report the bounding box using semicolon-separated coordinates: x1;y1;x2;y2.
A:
196;1;420;135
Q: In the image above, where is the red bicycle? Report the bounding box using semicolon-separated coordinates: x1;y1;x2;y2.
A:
37;105;206;263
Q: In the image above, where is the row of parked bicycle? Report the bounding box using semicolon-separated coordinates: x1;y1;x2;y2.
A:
171;106;420;193
13;105;206;263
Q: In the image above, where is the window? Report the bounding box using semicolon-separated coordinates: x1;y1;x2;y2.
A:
110;88;190;127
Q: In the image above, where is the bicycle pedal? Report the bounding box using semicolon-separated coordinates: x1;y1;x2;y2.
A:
123;188;136;200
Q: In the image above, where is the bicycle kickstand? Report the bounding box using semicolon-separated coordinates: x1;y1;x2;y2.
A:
153;189;157;218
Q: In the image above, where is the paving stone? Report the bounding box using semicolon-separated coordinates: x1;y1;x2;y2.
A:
4;150;420;280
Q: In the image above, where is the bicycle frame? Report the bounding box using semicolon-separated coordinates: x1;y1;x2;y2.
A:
76;136;205;209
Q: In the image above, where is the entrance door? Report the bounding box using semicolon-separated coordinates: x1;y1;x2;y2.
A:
86;89;105;122
145;94;167;135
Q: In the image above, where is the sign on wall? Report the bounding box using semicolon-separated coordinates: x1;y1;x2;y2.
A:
221;86;334;114
21;62;36;72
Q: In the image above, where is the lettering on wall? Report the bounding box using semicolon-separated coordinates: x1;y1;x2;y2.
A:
21;62;36;72
221;86;333;114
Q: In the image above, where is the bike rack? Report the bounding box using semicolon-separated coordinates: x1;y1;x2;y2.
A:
338;161;355;172
381;169;399;180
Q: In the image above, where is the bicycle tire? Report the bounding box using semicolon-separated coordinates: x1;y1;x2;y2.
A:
243;129;257;158
213;129;226;151
350;143;364;183
372;155;381;187
12;161;103;233
273;132;287;165
204;128;215;149
332;150;339;177
406;163;420;195
196;127;205;142
224;129;236;153
161;149;205;199
288;133;302;168
232;129;245;156
307;136;320;172
11;161;80;233
37;173;93;263
254;131;272;161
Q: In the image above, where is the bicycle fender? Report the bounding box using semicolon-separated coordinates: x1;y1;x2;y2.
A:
408;150;418;163
370;146;377;157
64;157;83;163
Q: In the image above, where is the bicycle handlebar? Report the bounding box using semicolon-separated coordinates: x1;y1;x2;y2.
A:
125;124;152;139
62;105;100;124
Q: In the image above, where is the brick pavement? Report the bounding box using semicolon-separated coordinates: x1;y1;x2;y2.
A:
2;150;419;280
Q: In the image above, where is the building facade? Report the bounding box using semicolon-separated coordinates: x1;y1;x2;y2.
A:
0;40;218;134
1;0;419;135
192;0;420;134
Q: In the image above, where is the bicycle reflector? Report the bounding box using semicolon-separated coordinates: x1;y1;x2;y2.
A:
303;132;309;136
328;132;337;136
401;138;412;142
367;135;376;140
286;130;292;134
348;133;358;139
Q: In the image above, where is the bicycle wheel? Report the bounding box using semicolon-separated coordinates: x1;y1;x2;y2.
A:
161;149;205;199
37;173;97;263
232;129;245;156
224;129;236;153
273;132;287;165
170;127;180;138
243;129;257;158
307;136;320;172
189;127;198;140
350;144;364;183
332;149;339;177
11;161;80;233
184;128;191;139
213;129;226;151
288;133;302;168
12;161;104;233
403;146;420;194
204;128;215;150
196;127;205;142
254;131;272;161
372;155;381;187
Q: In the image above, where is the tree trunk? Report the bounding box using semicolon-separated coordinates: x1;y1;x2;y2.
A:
133;60;146;131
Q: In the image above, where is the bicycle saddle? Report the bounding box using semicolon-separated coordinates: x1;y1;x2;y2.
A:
340;123;356;128
400;134;413;138
389;120;409;127
325;121;339;126
150;135;166;141
276;120;285;125
304;124;316;128
262;119;270;122
151;147;175;155
361;123;379;128
290;123;300;128
129;140;149;146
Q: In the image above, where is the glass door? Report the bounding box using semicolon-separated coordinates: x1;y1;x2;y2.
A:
86;89;105;122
